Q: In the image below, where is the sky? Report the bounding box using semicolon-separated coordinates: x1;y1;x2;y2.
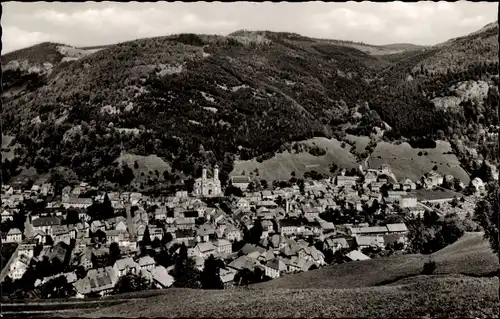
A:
2;1;498;54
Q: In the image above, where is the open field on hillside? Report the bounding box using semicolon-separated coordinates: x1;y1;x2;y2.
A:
231;137;360;181
8;167;50;188
257;232;497;290
368;140;470;183
115;153;172;189
116;153;172;176
2;134;16;161
345;134;371;153
58;276;498;318
2;135;15;147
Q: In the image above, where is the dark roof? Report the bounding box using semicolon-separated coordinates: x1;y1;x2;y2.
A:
32;216;61;227
175;229;196;238
280;218;302;227
231;176;251;184
183;210;199;218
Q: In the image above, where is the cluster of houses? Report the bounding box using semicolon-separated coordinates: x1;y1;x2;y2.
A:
0;164;481;297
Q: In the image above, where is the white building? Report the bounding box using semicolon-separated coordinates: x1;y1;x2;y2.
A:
400;195;418;208
193;165;223;197
6;228;22;243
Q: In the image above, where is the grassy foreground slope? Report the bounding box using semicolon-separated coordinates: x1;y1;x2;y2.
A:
257;232;497;289
76;276;498;318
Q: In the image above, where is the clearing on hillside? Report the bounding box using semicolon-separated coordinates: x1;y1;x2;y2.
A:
2;135;16;161
368;140;470;183
231;137;360;181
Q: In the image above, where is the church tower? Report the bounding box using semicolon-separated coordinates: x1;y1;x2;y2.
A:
213;164;219;181
202;166;207;181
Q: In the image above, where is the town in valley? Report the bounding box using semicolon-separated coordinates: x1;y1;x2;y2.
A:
0;161;489;298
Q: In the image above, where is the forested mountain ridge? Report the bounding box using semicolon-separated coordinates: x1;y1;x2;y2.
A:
1;22;498;191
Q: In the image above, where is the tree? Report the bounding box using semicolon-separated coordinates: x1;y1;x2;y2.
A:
114;273;150;294
65;209;81;225
152;237;162;249
246;181;255;193
249;219;263;245
19;266;37;291
234;268;254;286
224;185;243;197
45;235;54;246
162;232;173;245
40;276;76;299
200;255;223;290
172;243;200;288
36;256;53;278
297;179;305;195
474;184;499;254
76;266;87;280
142;226;152;246
94;229;107;243
101;193;115;220
1;276;14;297
109;242;121;266
155;249;173;269
421;260;436;275
51;257;65;275
260;179;268;190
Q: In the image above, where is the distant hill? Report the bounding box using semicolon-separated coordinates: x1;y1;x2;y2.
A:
1;23;498;189
380;43;428;51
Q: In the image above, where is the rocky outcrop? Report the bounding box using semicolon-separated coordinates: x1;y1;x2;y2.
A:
431;80;490;110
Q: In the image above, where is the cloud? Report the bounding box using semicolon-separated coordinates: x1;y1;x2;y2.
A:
30;6;236;39
2;26;55;54
311;8;386;35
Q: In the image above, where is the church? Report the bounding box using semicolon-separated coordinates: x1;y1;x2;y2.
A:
193;165;223;197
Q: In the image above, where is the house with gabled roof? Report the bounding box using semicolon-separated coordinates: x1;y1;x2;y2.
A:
324;237;349;253
32;216;61;236
196;224;215;243
356;235;385;249
263;258;283;278
74;266;118;298
194;242;217;259
138;256;156;271
174;229;196;245
213;239;232;255
6;228;22;243
113;257;140;278
287;256;315;273
219;267;237;288
149;265;174;288
346;250;370;261
386;223;408;235
223;225;242;242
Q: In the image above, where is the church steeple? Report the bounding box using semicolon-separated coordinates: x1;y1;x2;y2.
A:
214;164;219;181
202;166;207;180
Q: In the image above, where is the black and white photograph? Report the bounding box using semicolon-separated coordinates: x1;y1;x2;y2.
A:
1;1;499;318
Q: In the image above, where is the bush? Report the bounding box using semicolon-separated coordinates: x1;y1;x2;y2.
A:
421;260;437;275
